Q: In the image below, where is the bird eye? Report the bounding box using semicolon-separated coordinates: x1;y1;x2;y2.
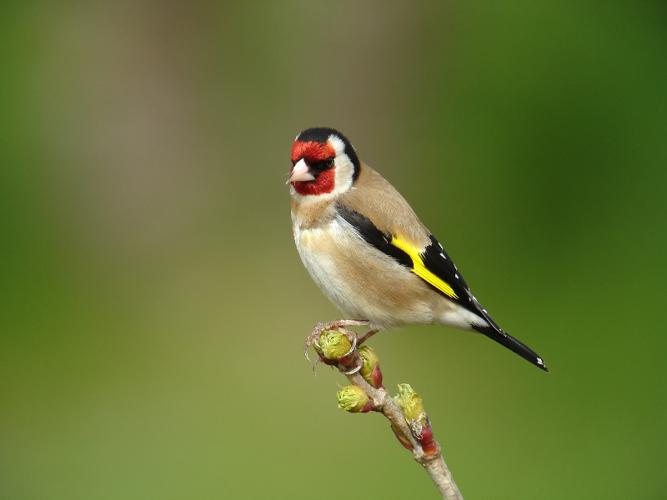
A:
311;157;335;171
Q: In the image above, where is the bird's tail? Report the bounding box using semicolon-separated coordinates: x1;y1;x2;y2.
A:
472;324;548;371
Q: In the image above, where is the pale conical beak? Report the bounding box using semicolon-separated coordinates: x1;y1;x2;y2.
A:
289;159;315;183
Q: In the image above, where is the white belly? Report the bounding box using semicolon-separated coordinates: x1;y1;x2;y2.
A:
294;221;369;320
292;218;442;329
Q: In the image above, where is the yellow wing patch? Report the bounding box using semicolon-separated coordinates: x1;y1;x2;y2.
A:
390;235;459;300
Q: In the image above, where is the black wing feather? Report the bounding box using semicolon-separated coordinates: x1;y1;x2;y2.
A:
420;235;478;312
424;235;548;371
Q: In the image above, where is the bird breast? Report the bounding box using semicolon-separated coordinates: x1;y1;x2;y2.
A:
292;215;443;329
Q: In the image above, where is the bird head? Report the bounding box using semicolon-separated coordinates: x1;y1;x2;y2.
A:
289;127;360;199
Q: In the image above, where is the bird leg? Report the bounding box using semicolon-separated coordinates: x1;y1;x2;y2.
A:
357;329;379;346
304;319;369;360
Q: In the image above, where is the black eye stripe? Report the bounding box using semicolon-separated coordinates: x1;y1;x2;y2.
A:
309;157;335;171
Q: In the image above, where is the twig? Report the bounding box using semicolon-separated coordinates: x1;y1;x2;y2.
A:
306;324;463;499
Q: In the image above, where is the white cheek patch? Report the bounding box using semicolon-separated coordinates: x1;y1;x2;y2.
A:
329;134;354;196
332;154;354;195
329;135;346;156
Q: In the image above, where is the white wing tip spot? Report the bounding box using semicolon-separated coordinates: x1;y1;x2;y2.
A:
537;357;544;366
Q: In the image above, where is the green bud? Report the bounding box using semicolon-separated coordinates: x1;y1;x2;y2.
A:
359;345;383;388
316;330;352;361
394;383;425;423
394;383;438;454
337;385;371;413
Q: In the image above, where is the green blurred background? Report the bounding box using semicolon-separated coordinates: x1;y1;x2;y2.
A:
2;1;666;499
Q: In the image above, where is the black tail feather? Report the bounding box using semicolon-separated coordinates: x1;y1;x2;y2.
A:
472;325;548;372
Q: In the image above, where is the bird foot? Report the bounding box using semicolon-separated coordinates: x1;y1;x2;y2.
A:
357;329;379;346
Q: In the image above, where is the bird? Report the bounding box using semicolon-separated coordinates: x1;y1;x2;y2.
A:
288;127;547;371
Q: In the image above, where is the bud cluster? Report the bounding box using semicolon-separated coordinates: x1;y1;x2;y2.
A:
315;329;437;456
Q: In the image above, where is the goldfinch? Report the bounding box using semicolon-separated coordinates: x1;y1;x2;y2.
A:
289;127;547;371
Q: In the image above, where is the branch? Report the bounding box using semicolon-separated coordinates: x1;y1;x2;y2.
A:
306;325;464;500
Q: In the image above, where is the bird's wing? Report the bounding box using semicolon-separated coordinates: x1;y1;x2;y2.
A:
335;201;478;315
335;202;548;371
338;162;479;314
336;164;547;370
